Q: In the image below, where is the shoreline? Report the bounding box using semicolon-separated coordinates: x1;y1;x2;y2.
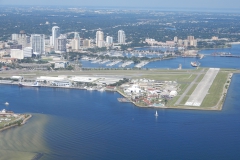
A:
0;72;236;111
0;114;32;132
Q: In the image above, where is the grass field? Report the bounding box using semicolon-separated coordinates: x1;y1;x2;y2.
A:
200;71;228;108
0;117;18;129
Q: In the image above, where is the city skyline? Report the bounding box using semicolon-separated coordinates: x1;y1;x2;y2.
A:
0;0;240;10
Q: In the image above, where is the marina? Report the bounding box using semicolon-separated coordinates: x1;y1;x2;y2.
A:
106;60;122;66
135;61;149;68
119;61;134;67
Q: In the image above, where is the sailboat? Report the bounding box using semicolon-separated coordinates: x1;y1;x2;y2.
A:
155;110;158;117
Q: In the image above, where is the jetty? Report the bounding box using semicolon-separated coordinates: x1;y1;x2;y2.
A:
135;61;149;68
106;60;122;66
119;61;134;67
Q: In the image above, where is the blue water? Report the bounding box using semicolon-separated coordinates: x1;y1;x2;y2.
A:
0;73;240;159
81;44;240;69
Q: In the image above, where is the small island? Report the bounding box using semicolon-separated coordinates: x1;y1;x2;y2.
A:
0;109;32;132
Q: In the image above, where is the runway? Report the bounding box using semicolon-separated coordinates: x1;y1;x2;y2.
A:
185;68;220;106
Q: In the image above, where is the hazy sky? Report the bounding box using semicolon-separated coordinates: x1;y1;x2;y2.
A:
1;0;240;9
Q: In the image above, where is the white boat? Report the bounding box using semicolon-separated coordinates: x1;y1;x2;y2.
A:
155;111;158;117
5;102;9;105
19;81;41;87
191;61;200;67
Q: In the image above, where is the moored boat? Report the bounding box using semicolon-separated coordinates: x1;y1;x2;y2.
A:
19;81;41;87
191;61;200;67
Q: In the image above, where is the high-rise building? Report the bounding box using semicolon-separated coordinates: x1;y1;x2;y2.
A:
23;47;33;58
52;26;60;48
118;30;126;44
106;36;113;45
31;34;45;54
12;31;28;49
55;34;67;53
72;32;81;50
96;31;104;48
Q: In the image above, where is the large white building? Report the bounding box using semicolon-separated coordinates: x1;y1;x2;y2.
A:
52;26;60;49
10;49;24;59
118;30;126;44
96;31;105;48
106;36;113;45
31;34;45;54
54;61;69;69
23;47;33;58
55;34;67;54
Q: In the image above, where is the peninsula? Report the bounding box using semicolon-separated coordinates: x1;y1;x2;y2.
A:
0;109;32;132
0;68;238;111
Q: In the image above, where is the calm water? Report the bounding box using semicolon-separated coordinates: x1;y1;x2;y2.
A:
0;45;240;159
0;73;240;159
81;44;240;69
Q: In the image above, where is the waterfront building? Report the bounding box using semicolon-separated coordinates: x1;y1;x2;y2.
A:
106;36;113;45
96;31;105;48
118;30;126;44
54;61;69;69
31;34;45;54
55;34;67;54
23;47;33;58
52;26;60;48
10;49;23;59
51;81;72;87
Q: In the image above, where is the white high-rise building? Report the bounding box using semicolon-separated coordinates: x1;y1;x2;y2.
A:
118;30;126;44
55;34;67;54
23;47;33;58
106;36;113;45
31;34;45;54
96;31;104;48
52;26;60;48
72;32;81;50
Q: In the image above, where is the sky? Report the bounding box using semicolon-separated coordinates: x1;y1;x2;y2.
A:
0;0;240;9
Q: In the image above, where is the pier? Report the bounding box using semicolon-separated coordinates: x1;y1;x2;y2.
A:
119;61;134;67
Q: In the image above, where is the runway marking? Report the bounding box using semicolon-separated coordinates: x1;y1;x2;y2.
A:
185;68;220;107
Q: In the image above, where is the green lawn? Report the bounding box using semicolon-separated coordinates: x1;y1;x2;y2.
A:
200;71;228;108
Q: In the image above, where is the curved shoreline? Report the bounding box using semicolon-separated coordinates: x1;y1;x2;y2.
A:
0;114;32;132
